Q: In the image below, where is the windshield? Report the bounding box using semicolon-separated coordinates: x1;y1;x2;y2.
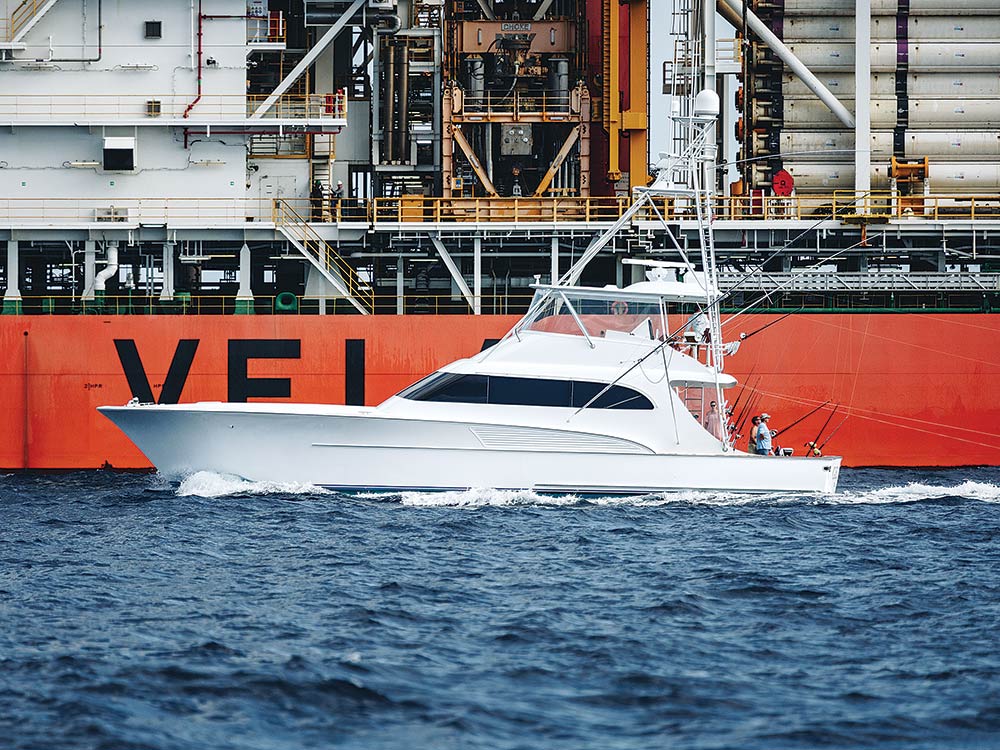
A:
523;290;667;340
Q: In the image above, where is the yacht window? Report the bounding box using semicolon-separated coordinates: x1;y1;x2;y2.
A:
399;373;652;410
571;381;654;410
489;376;572;407
405;373;488;403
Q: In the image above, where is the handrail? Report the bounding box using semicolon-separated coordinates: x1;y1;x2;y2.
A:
0;194;999;227
272;199;374;313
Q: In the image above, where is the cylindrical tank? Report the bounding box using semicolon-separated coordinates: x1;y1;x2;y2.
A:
908;44;1000;71
546;57;569;113
779;131;895;161
907;73;1000;98
783;98;897;129
783;43;897;72
784;163;892;191
910;0;1000;14
908;16;1000;39
783;0;898;14
781;16;898;40
905;131;1000;159
929;163;1000;191
465;55;485;99
909;99;1000;128
783;72;895;98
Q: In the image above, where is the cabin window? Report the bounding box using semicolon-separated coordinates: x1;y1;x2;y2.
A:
571;382;654;410
400;372;488;403
398;373;652;410
488;376;571;407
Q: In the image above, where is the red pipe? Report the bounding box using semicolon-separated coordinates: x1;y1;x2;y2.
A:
183;0;204;119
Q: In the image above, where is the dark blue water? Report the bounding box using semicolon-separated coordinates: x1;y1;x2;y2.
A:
2;468;1000;750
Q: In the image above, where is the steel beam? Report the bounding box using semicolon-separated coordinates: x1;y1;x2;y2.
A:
250;0;365;119
855;0;872;200
430;234;476;312
533;126;581;197
451;126;499;196
718;0;855;129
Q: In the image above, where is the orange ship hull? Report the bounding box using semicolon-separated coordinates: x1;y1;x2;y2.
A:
1;314;998;469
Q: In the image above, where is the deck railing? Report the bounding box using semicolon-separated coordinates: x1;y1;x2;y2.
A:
0;194;999;227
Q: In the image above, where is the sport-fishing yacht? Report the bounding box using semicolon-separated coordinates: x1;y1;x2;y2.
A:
100;88;841;494
99;269;840;494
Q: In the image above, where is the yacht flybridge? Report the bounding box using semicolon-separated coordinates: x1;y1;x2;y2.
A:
100;88;841;494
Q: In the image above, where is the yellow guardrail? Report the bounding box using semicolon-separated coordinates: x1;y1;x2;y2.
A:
0;194;998;227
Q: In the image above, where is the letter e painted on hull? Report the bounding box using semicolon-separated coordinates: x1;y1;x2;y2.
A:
228;339;301;402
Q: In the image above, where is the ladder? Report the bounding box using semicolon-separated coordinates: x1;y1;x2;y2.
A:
273;200;373;314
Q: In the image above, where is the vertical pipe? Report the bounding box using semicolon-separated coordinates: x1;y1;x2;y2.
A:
3;240;21;312
550;236;559;284
396;256;404;315
473;236;482;315
704;0;717;194
160;241;175;301
396;42;410;163
855;0;872;201
384;41;396;162
82;240;97;300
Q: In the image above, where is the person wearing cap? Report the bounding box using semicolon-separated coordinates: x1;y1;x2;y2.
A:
756;413;774;455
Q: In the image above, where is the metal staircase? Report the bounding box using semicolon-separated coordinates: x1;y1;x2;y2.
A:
6;0;60;43
273;200;373;314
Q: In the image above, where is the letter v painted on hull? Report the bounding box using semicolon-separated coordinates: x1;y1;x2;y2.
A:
113;339;200;404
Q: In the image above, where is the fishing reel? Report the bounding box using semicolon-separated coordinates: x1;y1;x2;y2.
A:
804;441;823;457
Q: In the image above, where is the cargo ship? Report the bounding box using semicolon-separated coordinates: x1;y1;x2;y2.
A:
1;0;998;470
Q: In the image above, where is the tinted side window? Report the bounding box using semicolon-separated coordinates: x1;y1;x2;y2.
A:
572;381;654;410
489;376;571;407
421;374;488;403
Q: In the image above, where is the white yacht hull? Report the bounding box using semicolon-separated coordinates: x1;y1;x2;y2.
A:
100;405;841;495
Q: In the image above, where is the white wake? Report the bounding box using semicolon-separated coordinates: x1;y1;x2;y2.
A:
378;480;1000;508
175;471;331;498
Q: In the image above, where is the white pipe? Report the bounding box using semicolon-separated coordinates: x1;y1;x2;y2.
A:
94;242;118;292
855;0;871;197
718;0;856;129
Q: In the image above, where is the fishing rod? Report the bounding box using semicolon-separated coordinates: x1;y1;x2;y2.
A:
727;363;757;419
772;400;831;438
804;404;839;455
818;416;849;451
738;307;805;341
733;376;762;433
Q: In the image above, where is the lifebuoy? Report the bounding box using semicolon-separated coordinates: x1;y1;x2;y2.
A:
610;300;628;315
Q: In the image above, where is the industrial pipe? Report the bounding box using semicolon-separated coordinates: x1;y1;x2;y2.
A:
384;41;396;162
396;43;410;163
183;0;204;118
94;242;119;292
718;0;856;129
49;0;102;63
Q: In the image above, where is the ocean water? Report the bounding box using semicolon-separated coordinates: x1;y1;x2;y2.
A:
2;468;1000;750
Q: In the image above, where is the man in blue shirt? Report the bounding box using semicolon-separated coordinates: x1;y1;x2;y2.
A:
756;413;773;455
